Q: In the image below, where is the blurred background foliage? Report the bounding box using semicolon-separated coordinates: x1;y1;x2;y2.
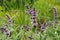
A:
0;0;36;10
0;0;60;10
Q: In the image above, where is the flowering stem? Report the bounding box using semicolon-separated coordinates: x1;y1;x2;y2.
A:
26;5;38;32
0;27;11;37
6;14;12;24
40;22;47;33
53;7;58;23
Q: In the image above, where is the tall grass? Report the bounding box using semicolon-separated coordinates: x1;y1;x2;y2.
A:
0;0;60;40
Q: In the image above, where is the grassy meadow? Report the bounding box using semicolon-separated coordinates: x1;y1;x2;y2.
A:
0;0;60;40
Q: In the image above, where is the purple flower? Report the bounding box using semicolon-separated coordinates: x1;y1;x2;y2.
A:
6;14;12;24
49;21;54;26
23;25;30;31
53;7;58;23
0;27;11;37
26;5;38;28
40;29;44;33
40;22;47;33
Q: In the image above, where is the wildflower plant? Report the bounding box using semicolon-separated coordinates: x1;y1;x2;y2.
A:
0;0;60;40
